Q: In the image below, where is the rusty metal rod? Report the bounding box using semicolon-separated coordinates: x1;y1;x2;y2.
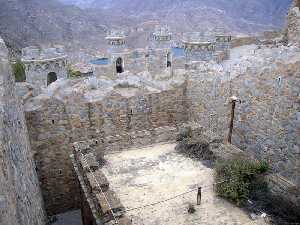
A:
227;97;237;144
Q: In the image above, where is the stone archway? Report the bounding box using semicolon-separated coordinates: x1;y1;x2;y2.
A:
47;72;57;86
116;57;124;73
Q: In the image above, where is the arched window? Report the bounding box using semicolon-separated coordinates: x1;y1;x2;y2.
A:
167;52;171;68
47;72;57;86
116;57;124;73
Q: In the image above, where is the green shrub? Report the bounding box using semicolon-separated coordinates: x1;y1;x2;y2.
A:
12;60;26;82
214;158;269;205
256;160;270;173
67;67;81;78
67;64;81;78
70;70;81;78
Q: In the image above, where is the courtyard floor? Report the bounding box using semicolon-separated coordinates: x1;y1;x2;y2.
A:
102;143;269;225
52;209;83;225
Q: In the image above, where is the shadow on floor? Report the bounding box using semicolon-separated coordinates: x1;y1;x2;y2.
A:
52;209;83;225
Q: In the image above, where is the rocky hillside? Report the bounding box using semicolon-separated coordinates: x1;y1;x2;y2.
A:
0;0;293;55
62;0;292;34
0;0;109;52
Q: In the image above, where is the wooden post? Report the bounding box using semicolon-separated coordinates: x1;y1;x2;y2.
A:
197;187;202;205
227;96;238;144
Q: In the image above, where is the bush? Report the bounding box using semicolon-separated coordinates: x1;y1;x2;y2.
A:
256;160;270;173
214;158;269;205
12;60;26;82
68;68;81;78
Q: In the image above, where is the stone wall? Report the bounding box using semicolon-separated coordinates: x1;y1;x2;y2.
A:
186;53;300;185
25;97;81;215
0;38;46;225
25;83;188;215
286;0;300;44
177;125;300;220
71;140;132;225
231;36;258;48
93;48;173;79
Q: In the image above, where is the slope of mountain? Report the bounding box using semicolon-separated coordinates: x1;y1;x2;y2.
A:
92;0;292;32
0;0;293;55
61;0;292;33
0;0;107;51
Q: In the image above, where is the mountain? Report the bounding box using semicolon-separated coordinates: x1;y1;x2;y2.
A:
60;0;292;33
0;0;293;57
0;0;109;52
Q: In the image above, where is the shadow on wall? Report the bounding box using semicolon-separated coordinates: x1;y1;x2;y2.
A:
116;57;124;73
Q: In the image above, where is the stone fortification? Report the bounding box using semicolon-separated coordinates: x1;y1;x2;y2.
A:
187;44;300;185
9;1;300;220
22;41;300;218
0;38;46;225
24;75;188;214
21;46;68;92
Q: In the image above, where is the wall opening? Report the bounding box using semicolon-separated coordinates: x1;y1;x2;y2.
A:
116;57;124;73
167;52;171;68
47;72;57;86
296;0;300;8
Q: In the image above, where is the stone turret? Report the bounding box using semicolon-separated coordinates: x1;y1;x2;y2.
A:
214;27;231;56
182;32;216;63
213;27;232;61
152;26;172;49
106;30;127;74
146;26;173;74
21;46;68;92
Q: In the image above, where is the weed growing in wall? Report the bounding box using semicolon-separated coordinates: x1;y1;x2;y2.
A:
68;69;81;78
12;60;26;82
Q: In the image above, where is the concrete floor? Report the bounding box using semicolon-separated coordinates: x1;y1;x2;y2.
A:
52;209;83;225
102;143;269;225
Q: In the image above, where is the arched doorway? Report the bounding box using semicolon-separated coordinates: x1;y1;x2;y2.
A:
47;72;57;86
116;57;124;73
167;52;171;68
